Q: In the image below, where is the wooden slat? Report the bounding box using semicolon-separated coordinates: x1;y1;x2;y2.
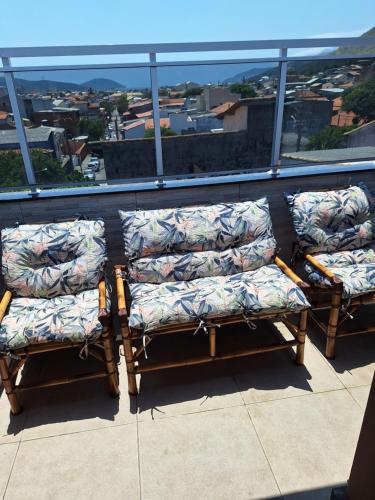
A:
136;340;297;373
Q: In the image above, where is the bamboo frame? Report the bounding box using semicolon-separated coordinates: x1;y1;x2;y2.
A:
296;251;375;358
0;281;119;415
115;259;309;397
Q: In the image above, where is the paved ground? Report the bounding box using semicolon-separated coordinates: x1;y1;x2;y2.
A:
0;312;373;500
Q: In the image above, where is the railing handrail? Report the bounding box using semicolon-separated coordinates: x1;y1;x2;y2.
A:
1;36;375;59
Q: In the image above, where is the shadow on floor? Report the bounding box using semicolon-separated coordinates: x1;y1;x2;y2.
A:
135;320;314;415
267;483;346;500
4;346;133;437
306;304;375;375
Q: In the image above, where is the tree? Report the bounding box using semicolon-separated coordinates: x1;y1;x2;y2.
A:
0;150;84;188
78;118;105;141
116;94;128;115
229;83;257;98
100;100;115;115
342;80;375;122
144;126;177;138
183;87;203;97
304;125;355;151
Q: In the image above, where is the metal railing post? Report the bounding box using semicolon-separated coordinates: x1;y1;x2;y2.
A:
1;56;37;190
270;48;288;176
149;52;164;177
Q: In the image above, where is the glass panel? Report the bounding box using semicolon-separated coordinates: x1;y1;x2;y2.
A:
14;67;155;188
156;62;278;176
0;75;31;191
280;58;375;167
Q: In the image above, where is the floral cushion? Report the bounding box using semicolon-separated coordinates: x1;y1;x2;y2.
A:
0;288;107;351
2;220;107;298
119;199;276;283
304;244;375;299
285;184;375;254
128;264;310;332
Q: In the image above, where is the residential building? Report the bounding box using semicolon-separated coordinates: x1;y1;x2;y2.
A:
122;120;145;139
32;108;80;136
344;120;375;148
203;87;241;111
169;112;196;134
0;125;66;158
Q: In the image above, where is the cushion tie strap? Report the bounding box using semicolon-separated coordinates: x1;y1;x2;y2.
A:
242;312;257;330
79;339;90;360
193;320;209;336
142;334;151;359
341;298;354;320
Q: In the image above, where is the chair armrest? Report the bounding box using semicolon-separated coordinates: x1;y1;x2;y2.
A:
98;280;108;319
274;256;309;289
0;290;12;324
114;265;128;318
305;254;343;286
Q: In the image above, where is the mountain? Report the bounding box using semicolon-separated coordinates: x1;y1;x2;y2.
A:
0;77;86;92
81;78;126;91
331;26;375;56
0;76;126;93
223;64;276;83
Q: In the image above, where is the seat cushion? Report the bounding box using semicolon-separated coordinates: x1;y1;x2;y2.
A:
0;289;106;351
304;244;375;298
2;220;107;299
119;198;276;283
128;264;310;332
285;184;375;254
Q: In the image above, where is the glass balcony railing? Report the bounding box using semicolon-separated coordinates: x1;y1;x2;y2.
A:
0;36;375;197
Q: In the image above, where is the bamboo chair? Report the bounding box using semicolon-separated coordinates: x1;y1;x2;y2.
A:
115;199;310;396
286;184;375;359
0;219;119;415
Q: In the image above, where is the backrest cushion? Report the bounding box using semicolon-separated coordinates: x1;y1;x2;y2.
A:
285;184;375;254
119;198;276;283
2;219;107;298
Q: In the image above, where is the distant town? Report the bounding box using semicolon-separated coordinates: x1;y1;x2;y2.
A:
1;54;375;187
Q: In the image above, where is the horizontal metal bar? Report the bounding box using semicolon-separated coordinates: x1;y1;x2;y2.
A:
0;161;374;202
1;37;375;58
3;50;375;74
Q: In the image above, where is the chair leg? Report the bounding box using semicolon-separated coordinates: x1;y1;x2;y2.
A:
296;309;307;365
209;326;216;357
326;289;342;359
119;316;138;396
101;326;120;398
0;357;22;415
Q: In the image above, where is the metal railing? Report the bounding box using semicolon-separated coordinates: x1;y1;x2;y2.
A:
1;37;375;198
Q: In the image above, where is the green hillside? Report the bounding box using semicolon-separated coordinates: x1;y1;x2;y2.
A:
331;26;375;56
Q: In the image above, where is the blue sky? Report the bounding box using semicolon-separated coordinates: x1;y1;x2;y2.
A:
1;0;373;48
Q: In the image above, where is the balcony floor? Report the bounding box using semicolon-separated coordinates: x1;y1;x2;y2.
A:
0;312;373;500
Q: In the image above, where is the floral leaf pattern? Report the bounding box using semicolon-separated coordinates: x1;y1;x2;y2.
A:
0;289;105;350
128;265;310;332
285;184;375;254
304;244;375;298
119;199;310;332
2;220;107;298
119;199;277;283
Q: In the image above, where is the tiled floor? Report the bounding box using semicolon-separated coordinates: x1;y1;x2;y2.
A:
0;318;373;500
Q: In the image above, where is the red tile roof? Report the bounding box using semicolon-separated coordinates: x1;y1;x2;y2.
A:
145;118;170;129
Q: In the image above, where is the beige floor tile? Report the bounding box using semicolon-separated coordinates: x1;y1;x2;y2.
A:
348;385;371;410
136;362;243;421
0;443;19;498
232;338;344;404
0;391;26;444
247;390;363;498
308;308;375;389
16;350;136;441
138;406;281;500
5;425;139;500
